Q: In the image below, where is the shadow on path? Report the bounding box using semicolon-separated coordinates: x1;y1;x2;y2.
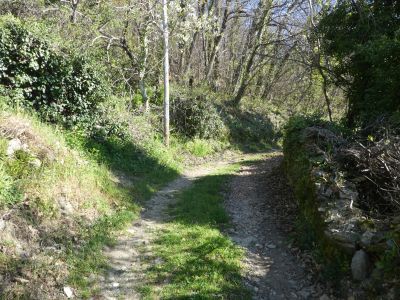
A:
95;155;255;299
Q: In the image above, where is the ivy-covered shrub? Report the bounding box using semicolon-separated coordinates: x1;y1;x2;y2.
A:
171;90;226;139
0;16;106;127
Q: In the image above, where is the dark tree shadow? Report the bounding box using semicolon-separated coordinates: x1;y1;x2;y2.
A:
217;105;280;153
77;136;180;202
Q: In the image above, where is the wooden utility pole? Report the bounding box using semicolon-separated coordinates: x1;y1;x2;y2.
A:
162;0;170;146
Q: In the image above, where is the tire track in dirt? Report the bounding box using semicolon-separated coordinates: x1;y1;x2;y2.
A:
224;152;326;300
94;152;327;300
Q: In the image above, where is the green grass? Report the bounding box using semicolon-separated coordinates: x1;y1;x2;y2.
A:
142;164;251;299
65;130;181;202
184;138;227;158
184;139;215;157
0;137;38;207
57;131;182;297
60;131;182;297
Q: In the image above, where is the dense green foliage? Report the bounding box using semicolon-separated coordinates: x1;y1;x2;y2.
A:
319;0;400;126
0;16;106;127
171;89;226;140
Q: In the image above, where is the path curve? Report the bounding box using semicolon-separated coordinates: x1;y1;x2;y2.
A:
95;152;327;300
95;154;257;299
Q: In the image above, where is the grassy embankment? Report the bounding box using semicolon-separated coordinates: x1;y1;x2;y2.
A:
0;99;181;298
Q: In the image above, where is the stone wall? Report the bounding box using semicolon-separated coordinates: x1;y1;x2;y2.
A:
284;122;400;291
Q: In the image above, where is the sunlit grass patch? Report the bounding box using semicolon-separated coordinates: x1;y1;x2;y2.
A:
152;224;248;299
184;138;225;158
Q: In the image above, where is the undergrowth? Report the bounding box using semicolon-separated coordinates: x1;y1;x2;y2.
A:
184;138;226;157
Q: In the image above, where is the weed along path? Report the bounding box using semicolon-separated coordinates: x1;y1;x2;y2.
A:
94;152;323;299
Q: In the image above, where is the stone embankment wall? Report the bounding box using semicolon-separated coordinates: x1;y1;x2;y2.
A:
283;121;400;290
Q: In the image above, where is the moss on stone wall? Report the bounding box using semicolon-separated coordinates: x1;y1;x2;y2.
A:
283;116;350;283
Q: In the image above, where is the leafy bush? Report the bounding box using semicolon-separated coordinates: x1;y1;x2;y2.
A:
171;90;226;139
0;15;106;127
319;1;400;126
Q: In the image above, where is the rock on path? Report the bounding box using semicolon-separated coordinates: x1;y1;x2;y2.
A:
224;152;325;300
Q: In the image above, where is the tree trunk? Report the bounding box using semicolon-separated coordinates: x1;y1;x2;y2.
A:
232;46;258;105
162;0;170;147
183;0;208;76
183;31;198;76
308;0;333;122
70;0;79;23
206;0;230;82
232;2;270;106
318;64;333;122
139;24;149;112
177;0;188;77
139;79;149;112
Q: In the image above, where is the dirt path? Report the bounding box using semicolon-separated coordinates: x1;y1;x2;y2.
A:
225;152;326;300
95;155;256;299
94;152;326;299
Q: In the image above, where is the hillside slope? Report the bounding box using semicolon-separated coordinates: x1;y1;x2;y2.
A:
0;106;180;299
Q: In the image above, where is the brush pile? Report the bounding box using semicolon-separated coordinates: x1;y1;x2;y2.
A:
340;125;400;216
